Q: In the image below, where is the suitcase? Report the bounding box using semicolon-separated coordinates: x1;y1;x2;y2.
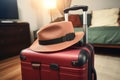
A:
20;5;97;80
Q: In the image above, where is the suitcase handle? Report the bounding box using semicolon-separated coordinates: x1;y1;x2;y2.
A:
64;5;88;13
64;5;88;44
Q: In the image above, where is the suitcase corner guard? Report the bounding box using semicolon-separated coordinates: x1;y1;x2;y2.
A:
72;49;88;67
20;50;27;61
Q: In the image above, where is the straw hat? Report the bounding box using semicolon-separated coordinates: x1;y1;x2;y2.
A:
29;21;84;52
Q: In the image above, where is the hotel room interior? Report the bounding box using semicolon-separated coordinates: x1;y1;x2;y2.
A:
0;0;120;80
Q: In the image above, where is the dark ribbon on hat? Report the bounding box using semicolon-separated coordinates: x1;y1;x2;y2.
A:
39;33;75;45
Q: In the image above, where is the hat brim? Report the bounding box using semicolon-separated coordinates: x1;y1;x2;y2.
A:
29;32;84;52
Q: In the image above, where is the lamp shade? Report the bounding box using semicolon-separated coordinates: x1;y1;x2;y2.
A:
44;0;56;9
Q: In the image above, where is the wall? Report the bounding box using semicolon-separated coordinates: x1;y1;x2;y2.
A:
17;0;52;41
71;0;120;14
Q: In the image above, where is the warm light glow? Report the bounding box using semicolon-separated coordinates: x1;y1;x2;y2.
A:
44;0;56;9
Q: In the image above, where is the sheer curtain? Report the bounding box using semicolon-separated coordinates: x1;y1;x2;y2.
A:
31;0;72;22
56;0;72;16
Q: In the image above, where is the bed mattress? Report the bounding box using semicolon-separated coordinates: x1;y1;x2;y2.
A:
74;27;120;44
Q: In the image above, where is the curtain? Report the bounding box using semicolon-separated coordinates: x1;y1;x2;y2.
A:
56;0;72;16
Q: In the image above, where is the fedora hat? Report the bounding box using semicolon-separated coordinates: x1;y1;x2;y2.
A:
29;21;84;52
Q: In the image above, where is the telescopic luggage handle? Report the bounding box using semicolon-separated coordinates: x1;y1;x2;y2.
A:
64;5;88;13
64;5;88;45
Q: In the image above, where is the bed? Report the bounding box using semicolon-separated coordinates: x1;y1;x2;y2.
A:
70;8;120;48
74;27;120;48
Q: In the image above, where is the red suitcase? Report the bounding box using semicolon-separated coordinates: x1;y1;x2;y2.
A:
20;5;97;80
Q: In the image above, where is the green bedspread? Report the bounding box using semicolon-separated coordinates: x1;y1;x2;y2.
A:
74;27;120;44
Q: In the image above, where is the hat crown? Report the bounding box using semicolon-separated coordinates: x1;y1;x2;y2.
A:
37;21;74;41
29;21;84;52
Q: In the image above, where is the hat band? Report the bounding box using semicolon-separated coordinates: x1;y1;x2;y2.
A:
39;33;75;45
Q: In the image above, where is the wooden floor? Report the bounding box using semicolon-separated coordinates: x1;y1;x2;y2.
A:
0;56;22;80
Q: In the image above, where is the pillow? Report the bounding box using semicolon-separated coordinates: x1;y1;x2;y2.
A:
68;14;82;27
90;8;119;27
